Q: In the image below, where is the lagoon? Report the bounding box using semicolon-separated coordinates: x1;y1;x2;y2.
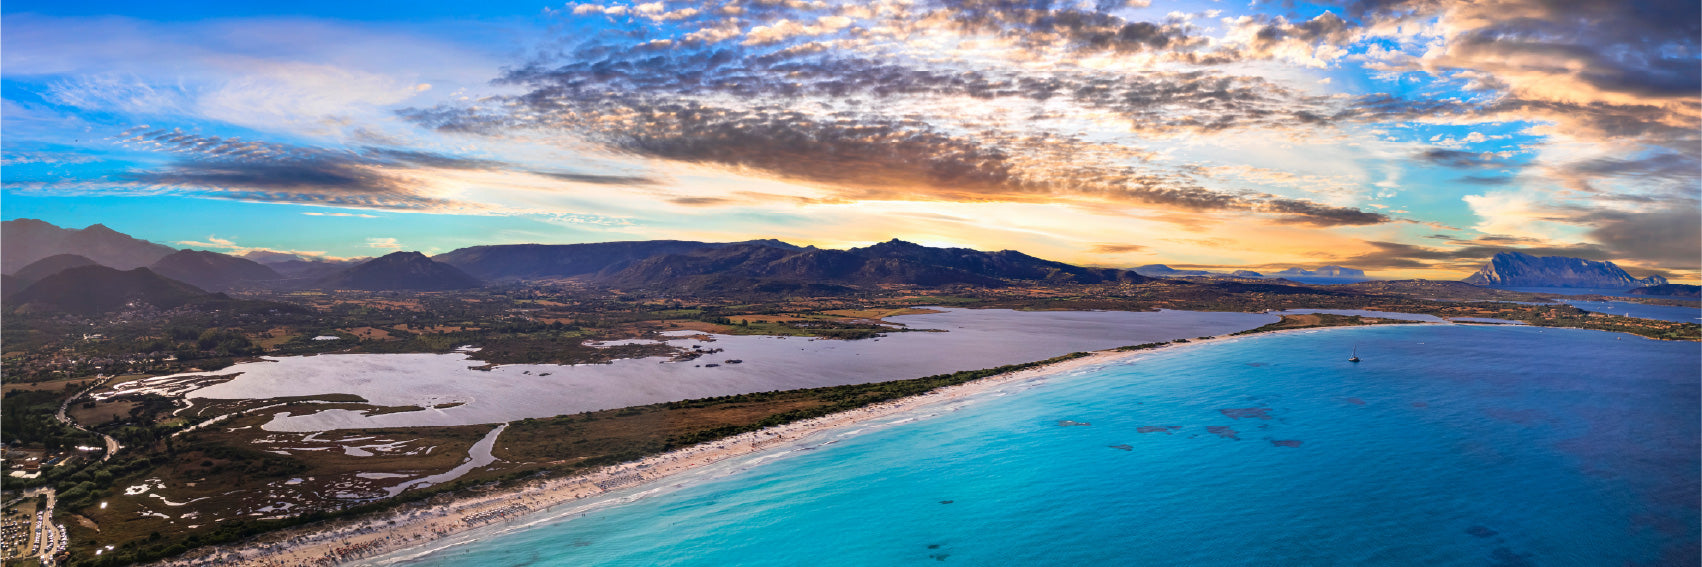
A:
179;308;1274;431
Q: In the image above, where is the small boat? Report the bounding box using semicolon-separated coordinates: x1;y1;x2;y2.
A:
1348;346;1360;363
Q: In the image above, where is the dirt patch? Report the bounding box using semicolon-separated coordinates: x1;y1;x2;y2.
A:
72;513;99;531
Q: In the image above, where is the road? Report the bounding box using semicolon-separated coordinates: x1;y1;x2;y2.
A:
54;376;122;462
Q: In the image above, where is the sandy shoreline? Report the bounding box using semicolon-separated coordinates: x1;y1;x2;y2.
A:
153;323;1421;567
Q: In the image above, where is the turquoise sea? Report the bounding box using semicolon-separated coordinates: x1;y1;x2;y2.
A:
394;325;1699;566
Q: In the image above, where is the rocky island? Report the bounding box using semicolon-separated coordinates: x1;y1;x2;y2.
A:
1463;251;1668;289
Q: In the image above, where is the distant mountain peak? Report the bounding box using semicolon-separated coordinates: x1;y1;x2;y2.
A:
150;249;282;291
317;250;481;291
871;238;924;249
734;239;802;250
1464;251;1666;288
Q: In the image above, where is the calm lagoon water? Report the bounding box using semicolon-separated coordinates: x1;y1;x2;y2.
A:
181;308;1274;431
391;325;1699;567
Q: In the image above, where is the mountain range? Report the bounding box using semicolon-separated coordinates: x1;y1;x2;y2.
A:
587;239;1148;292
3;219;1688;299
151;250;283;291
1463;252;1668;289
1131;264;1366;281
432;239;802;280
2;218;176;273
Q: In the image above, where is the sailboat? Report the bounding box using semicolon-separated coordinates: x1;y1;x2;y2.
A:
1348;346;1361;363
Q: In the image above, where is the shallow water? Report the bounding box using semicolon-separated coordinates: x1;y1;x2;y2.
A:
182;308;1274;431
391;325;1699;567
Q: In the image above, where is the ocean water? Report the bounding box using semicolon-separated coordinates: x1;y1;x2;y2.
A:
1560;299;1702;324
1498;287;1648;298
392;325;1699;566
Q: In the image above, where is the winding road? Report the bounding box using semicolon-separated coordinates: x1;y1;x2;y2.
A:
54;376;121;462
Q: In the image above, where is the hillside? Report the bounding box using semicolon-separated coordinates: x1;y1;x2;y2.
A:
1463;251;1667;288
433;240;800;280
316;251;483;291
11;254;101;285
596;239;1147;292
1628;284;1701;298
3;266;211;315
150;250;283;291
2;219;177;273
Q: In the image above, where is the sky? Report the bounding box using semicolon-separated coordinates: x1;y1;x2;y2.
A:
2;0;1697;281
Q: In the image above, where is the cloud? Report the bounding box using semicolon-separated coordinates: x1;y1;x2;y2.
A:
1220;12;1354;67
669;196;735;206
6;15;508;136
303;212;380;218
366;237;402;250
1416;148;1507;168
530;171;658;186
174;235;334;260
414;97;1389;225
1327;239;1619;271
113;127;657;210
1454;175;1513;185
1090;243;1148;254
1581;209;1702;269
1461;191;1570;241
938;0;1206;55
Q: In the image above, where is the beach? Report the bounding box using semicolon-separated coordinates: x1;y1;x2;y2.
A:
155;324;1440;567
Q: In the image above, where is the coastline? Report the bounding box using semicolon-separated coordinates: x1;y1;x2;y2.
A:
155;321;1487;566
